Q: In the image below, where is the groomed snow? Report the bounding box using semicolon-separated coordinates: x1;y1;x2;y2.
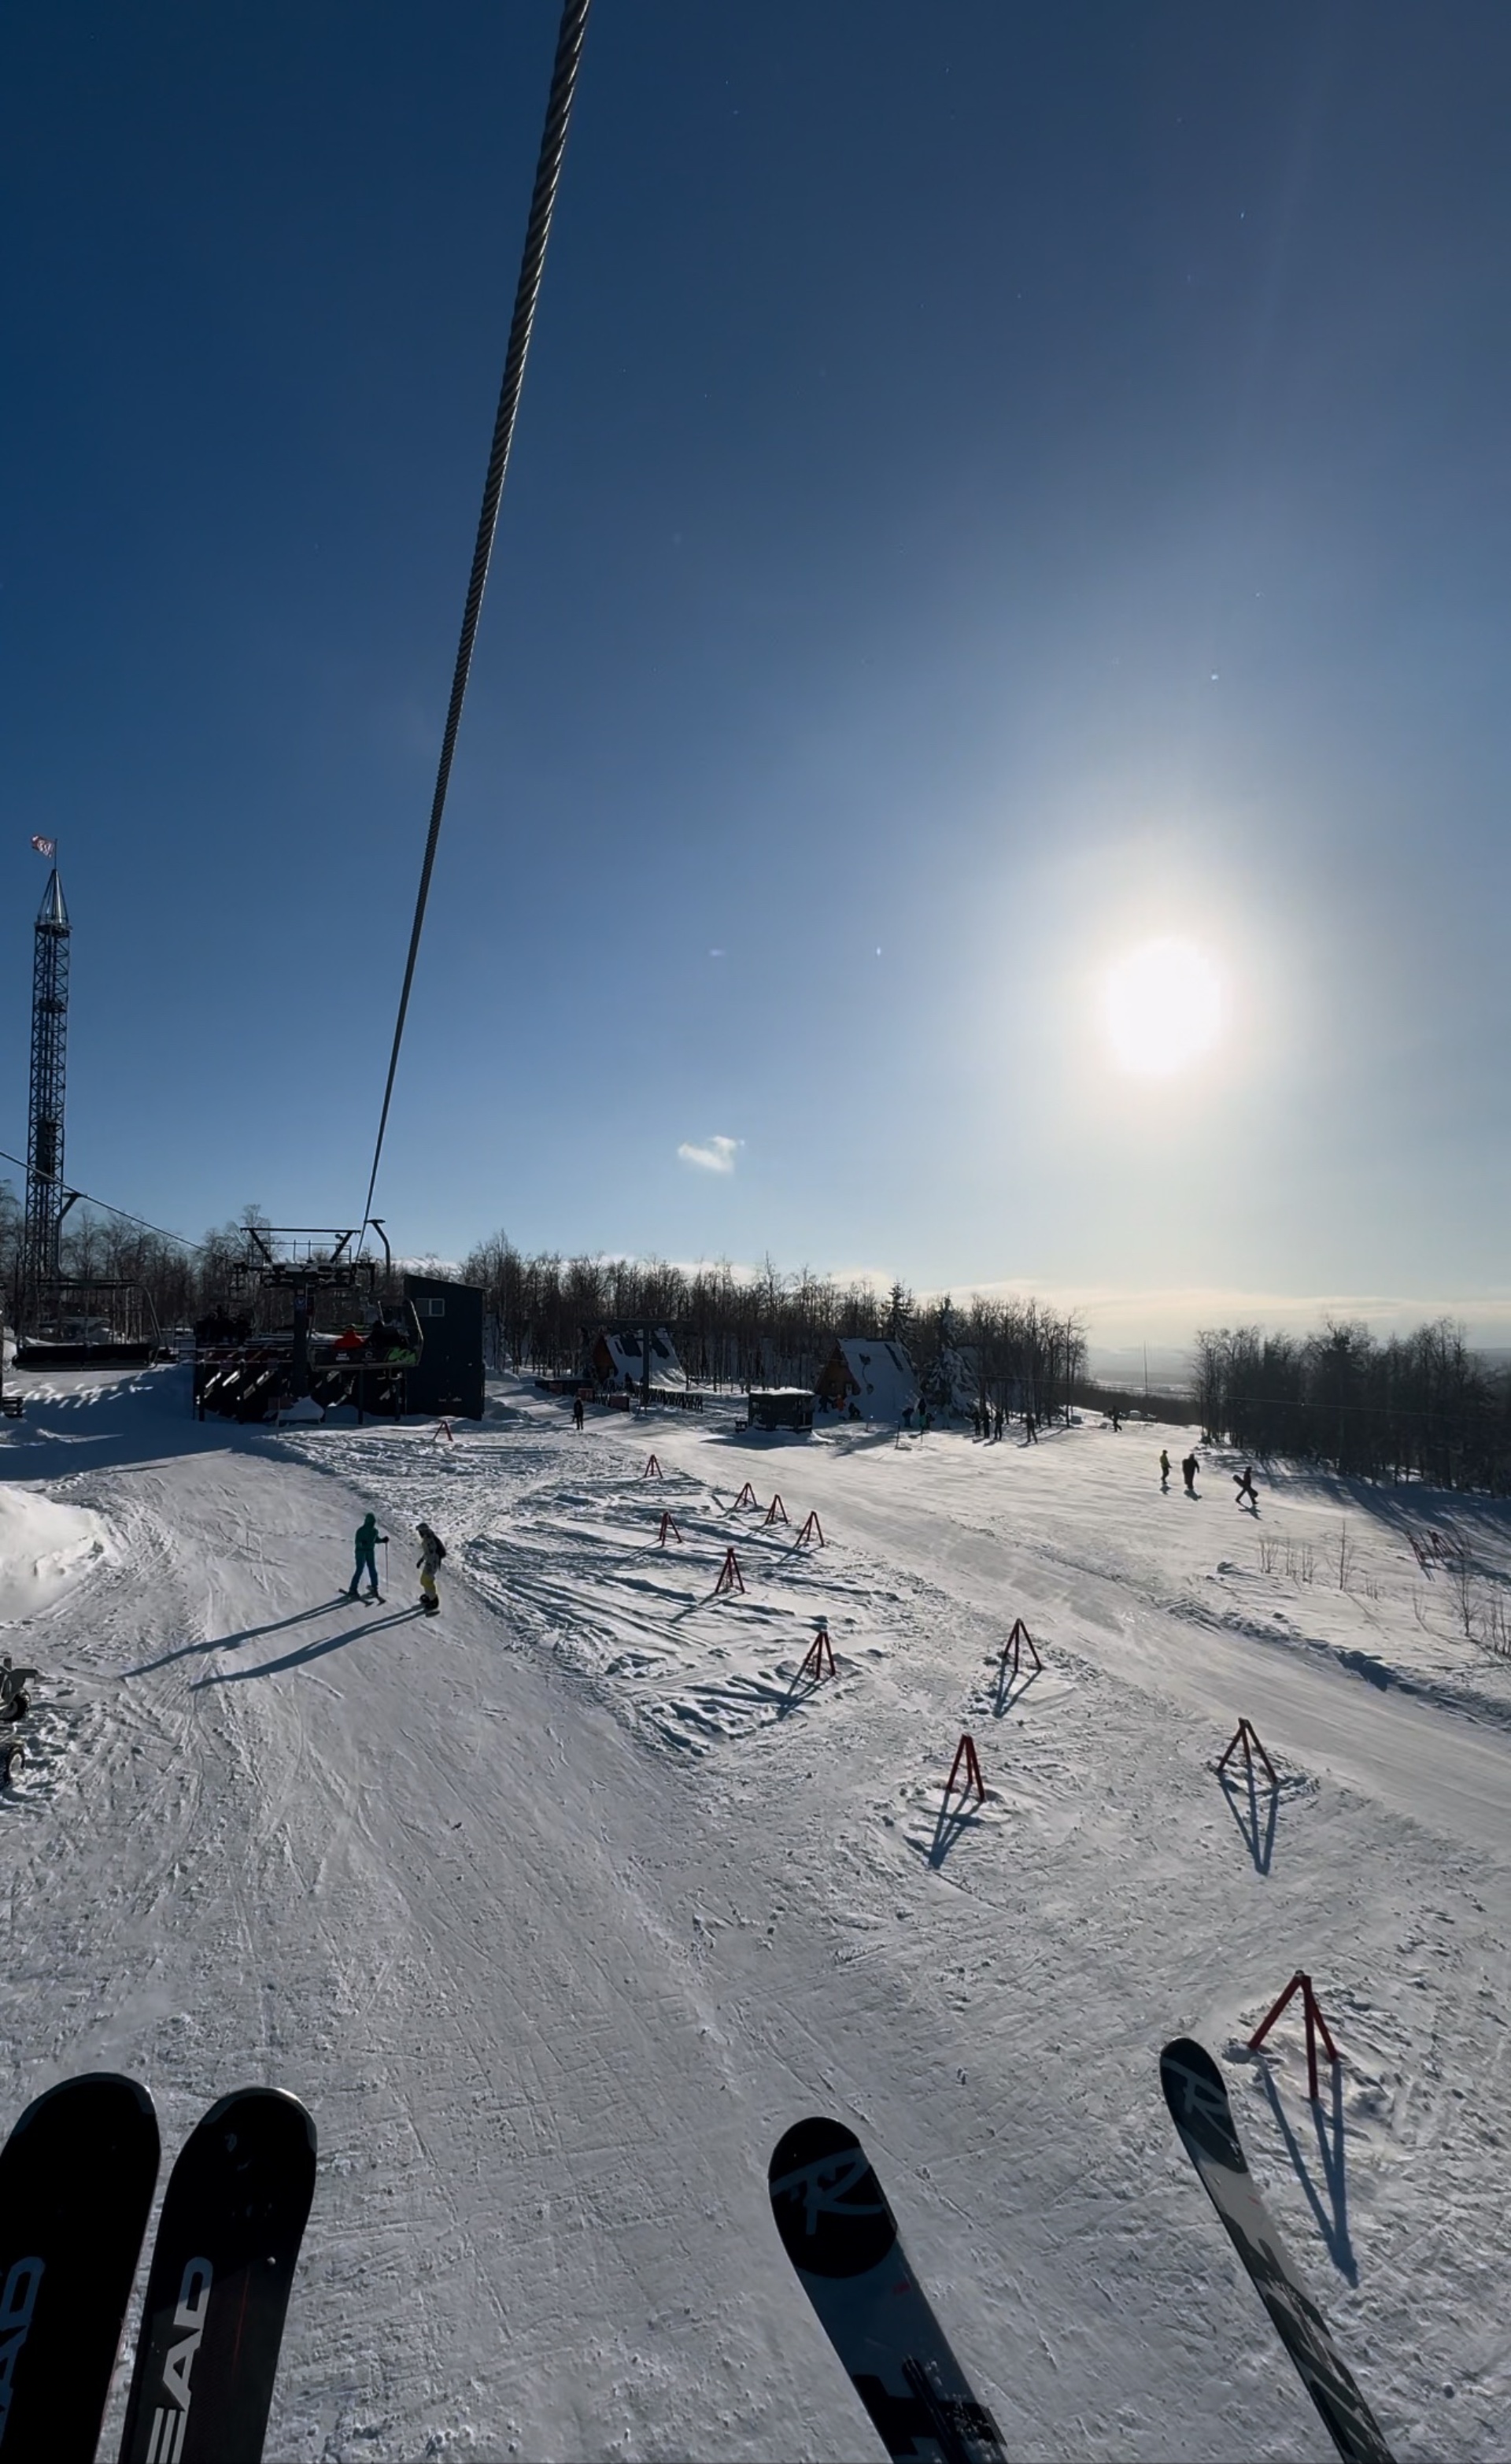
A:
2;1367;1508;2460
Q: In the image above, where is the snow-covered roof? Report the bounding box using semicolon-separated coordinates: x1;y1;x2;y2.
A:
818;1336;918;1421
591;1326;685;1392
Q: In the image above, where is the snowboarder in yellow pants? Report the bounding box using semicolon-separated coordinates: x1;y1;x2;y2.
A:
416;1521;445;1615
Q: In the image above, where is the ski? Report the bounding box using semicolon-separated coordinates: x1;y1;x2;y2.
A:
769;2116;1007;2464
118;2086;316;2464
0;2070;159;2463
1160;2037;1394;2464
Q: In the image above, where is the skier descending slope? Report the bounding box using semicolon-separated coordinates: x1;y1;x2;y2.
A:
416;1521;446;1615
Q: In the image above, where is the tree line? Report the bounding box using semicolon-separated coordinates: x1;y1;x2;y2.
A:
18;1182;1503;1493
1193;1318;1511;1493
459;1234;1088;1419
0;1182;210;1334
0;1193;1086;1423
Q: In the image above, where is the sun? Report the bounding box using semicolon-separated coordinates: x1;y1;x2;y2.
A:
1104;939;1223;1077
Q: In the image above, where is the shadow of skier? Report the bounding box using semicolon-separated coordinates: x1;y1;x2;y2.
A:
127;1597;345;1677
193;1604;426;1687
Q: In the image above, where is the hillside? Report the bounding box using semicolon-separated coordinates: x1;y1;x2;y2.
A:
2;1367;1508;2460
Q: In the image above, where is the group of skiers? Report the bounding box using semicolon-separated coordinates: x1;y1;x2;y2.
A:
339;1432;1260;1622
346;1511;447;1613
1157;1448;1260;1508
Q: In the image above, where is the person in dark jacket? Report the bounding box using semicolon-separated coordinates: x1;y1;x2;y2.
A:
348;1511;386;1600
1181;1452;1199;1497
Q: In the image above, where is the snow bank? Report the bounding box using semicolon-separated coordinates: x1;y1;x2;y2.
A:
0;1485;108;1621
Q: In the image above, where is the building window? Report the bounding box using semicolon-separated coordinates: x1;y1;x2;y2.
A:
415;1298;446;1319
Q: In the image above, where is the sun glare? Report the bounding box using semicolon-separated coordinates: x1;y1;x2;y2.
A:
1104;939;1223;1077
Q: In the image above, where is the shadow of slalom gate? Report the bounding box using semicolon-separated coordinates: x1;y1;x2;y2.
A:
1215;1719;1282;1875
927;1794;984;1869
1219;1757;1280;1874
1259;2056;1357;2283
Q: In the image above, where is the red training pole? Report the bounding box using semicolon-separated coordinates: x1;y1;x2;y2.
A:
1248;1970;1304;2054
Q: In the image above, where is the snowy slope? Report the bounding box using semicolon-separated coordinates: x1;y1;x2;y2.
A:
2;1367;1508;2460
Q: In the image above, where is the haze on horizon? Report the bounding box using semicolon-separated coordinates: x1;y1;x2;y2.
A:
5;3;1509;1355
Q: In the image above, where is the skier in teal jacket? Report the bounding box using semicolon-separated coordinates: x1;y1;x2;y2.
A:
348;1512;386;1600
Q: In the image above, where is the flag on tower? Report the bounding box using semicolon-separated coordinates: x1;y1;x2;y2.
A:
31;835;56;858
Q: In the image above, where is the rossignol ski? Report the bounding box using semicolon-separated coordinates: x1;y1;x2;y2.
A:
769;2116;1007;2464
1160;2037;1394;2464
0;2071;159;2464
118;2086;316;2464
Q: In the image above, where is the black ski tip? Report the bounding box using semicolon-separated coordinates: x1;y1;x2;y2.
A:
770;2114;865;2191
1160;2037;1247;2170
196;2083;317;2162
10;2069;157;2144
1159;2036;1223;2115
119;2088;317;2464
0;2072;161;2464
769;2116;899;2278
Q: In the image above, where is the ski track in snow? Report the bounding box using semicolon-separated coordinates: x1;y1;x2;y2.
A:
1;1368;1509;2459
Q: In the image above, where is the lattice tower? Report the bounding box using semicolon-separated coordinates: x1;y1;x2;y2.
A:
21;868;70;1324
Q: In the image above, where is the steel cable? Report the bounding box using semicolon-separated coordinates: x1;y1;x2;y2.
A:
361;0;593;1236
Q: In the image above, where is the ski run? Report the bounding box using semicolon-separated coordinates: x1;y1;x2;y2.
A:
2;1364;1509;2460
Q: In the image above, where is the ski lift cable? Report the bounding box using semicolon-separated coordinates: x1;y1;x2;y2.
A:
360;0;593;1248
0;1146;205;1253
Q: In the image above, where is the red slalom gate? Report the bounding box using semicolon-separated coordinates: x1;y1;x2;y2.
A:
944;1733;985;1805
714;1547;745;1596
643;1454;663;1480
732;1480;759;1510
1217;1718;1279;1789
1001;1617;1041;1676
1248;1971;1341;2103
764;1493;789;1526
656;1511;683;1547
796;1510;826;1546
798;1623;836;1681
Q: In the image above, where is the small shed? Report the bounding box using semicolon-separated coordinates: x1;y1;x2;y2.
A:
815;1337;918;1424
747;1387;815;1435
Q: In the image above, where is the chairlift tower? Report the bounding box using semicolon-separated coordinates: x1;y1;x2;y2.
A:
20;868;71;1332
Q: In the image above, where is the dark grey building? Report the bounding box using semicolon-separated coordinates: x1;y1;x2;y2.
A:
404;1273;485;1419
746;1387;815;1435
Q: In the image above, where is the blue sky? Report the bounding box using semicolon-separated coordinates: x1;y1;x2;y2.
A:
5;3;1511;1345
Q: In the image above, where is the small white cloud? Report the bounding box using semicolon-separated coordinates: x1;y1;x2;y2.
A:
678;1134;741;1175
